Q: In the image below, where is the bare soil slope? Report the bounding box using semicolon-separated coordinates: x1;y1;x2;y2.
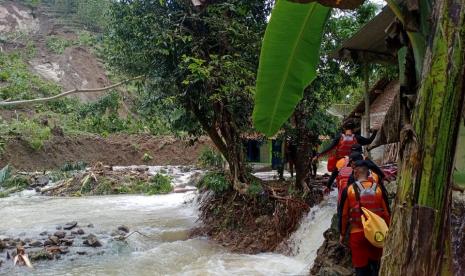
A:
0;134;212;170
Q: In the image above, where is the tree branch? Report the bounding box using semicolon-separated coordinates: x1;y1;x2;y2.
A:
0;76;144;107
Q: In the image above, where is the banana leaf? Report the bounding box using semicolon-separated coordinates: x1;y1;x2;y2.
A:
253;1;330;137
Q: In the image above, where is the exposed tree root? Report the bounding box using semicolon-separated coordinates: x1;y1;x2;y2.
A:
191;180;324;254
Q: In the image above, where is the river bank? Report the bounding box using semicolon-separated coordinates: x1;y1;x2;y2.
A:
0;134;212;171
0;166;336;275
0;166;335;275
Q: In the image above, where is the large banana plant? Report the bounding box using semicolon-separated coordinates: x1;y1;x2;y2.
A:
252;0;330;137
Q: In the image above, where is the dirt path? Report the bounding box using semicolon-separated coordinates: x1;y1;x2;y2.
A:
0;134;212;170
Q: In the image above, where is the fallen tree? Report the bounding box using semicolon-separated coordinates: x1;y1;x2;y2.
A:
0;76;143;107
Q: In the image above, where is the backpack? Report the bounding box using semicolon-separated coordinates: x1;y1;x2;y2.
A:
354;181;389;248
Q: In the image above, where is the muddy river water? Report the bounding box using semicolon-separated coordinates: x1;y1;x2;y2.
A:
0;167;335;276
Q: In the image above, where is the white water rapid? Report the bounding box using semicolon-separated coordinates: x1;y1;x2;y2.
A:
0;166;336;276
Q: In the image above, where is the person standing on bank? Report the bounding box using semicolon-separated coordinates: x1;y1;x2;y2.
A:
314;121;377;190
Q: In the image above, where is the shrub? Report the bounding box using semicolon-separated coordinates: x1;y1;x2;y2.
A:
142;153;153;162
94;180;113;195
61;161;87;172
9;120;51;150
145;173;172;195
198;147;223;169
46;36;73;54
198;172;230;193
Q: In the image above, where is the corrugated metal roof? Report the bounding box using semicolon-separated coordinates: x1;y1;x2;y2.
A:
331;6;397;63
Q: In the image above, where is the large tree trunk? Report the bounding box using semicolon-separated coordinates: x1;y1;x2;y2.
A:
293;101;318;191
380;0;465;274
190;101;250;193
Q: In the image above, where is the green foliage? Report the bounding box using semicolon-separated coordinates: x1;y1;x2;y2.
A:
76;30;96;46
105;0;272;160
61;161;87;172
247;179;263;196
0;165;29;191
136;174;173;195
0;52;61;101
142;153;153;162
43;0;110;31
5;120;51;150
198;147;223;169
198;172;230;194
0;165;12;184
94;179;113;195
75;92;142;134
253;1;331;137
46;36;74;54
253;2;380;136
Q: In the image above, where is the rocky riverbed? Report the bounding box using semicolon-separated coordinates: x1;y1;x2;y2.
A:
0;220;138;270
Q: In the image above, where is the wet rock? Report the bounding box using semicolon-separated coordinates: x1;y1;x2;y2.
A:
319;265;354;276
87;224;94;228
76;250;87;255
56;226;62;230
0;240;5;251
24;238;31;243
31;175;49;188
60;239;74;246
39;231;48;236
43;240;54;247
0;235;10;241
111;230;127;237
117;225;130;233
83;234;102;247
64;221;78;230
71;228;85;235
29;240;43;247
49;235;60;245
29;249;54;261
187;171;203;186
54;231;66;239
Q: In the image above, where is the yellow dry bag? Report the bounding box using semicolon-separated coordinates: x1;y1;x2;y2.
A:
361;207;389;248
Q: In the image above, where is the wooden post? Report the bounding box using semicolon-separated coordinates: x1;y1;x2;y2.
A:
363;62;371;158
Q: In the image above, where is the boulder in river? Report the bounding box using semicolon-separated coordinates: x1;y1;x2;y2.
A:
83;234;102;247
60;239;74;246
117;225;130;233
71;228;85;235
39;231;48;236
29;249;54;261
31;175;49;188
29;240;43;247
63;221;78;230
54;231;66;239
48;235;60;245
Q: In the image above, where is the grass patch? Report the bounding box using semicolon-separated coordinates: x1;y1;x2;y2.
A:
46;36;74;54
197;147;223;169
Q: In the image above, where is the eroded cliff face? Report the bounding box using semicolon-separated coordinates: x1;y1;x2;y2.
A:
0;0;111;103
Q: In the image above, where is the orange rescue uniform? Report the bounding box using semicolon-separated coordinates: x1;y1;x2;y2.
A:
339;180;390;268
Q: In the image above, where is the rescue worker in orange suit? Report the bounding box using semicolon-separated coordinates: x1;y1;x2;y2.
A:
314;121;377;190
339;160;390;276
